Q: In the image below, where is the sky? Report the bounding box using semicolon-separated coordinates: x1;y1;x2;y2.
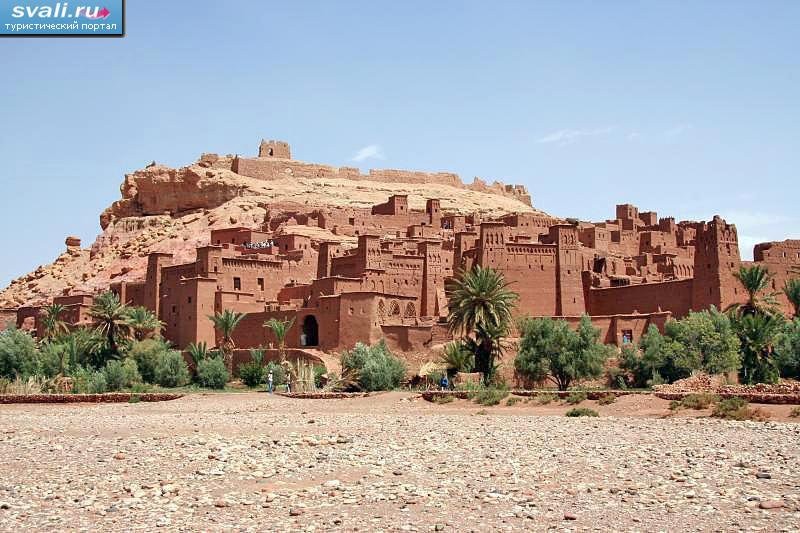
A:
0;0;798;288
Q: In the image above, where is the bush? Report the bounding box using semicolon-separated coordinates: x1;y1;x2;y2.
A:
71;367;107;394
620;308;741;387
197;357;229;389
341;341;406;391
129;339;171;384
597;394;616;405
515;315;610;391
535;393;559;405
566;407;599;417
565;391;587;405
679;393;720;410
506;396;520;406
154;350;191;388
789;406;800;418
0;327;39;379
469;385;509;406
314;365;326;388
775;319;800;379
104;359;142;391
712;397;770;421
433;394;454;404
238;361;264;388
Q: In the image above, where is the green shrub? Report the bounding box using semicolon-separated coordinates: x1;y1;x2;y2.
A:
197;357;229;389
314;365;326;388
506;396;520;406
535;393;558;405
712;397;770;421
71;367;108;394
566;407;599;417
470;386;509;406
340;341;406;391
128;395;141;404
597;394;616;405
130;382;151;393
238;361;264;388
0;327;39;379
129;339;171;384
104;359;142;391
565;391;587;405
37;342;65;378
154;350;191;388
680;393;720;410
789;406;800;418
605;366;628;389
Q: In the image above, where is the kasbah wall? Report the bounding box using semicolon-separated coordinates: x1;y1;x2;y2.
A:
14;140;800;378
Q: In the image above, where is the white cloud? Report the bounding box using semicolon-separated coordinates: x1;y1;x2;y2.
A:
536;127;615;146
350;144;385;162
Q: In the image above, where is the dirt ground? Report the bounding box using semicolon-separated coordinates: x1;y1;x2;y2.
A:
1;392;799;531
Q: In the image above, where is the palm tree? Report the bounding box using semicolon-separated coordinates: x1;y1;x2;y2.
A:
733;312;784;384
732;265;778;315
446;266;517;381
264;317;295;361
40;303;69;340
439;340;475;374
186;341;210;367
126;306;163;341
89;292;130;356
209;310;247;372
783;278;800;318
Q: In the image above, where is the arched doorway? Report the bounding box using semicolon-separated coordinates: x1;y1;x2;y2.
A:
300;315;319;347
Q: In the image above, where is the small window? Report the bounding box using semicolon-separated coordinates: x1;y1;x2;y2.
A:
233;277;241;290
188;296;192;304
258;278;264;291
621;330;633;344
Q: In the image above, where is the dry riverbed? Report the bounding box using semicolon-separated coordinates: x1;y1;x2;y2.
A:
1;392;798;531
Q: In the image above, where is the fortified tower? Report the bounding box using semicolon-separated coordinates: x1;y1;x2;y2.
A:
258;139;291;159
692;216;742;312
550;224;586;315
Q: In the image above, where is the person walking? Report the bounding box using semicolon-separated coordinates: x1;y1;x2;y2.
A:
267;370;274;394
440;374;449;391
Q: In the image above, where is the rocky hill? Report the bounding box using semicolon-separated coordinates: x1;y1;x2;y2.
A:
0;150;544;309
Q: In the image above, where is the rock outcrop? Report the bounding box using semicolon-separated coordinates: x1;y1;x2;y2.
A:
0;148;542;308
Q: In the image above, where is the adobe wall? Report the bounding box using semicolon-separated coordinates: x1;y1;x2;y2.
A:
587;278;694;318
752;239;800;315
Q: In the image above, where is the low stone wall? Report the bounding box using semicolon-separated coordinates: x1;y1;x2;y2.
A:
276;392;379;399
0;393;183;404
654;392;800;405
421;389;643;402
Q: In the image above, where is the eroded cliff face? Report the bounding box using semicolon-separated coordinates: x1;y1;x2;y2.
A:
1;153;542;309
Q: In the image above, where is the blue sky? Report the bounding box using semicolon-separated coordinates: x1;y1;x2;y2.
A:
0;0;798;288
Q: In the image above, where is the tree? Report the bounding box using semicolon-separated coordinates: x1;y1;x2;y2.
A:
783;278;800;318
775;318;800;379
0;327;39;379
263;317;295;361
514;315;609;391
662;307;741;375
209;310;247;373
125;306;162;341
732;312;784;384
731;265;778;315
446;266;518;381
40;303;69;340
89;291;130;357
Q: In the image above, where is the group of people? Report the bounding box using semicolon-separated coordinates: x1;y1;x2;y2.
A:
265;370;293;394
243;240;275;250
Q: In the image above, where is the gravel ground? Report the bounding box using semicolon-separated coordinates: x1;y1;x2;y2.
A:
1;392;799;532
